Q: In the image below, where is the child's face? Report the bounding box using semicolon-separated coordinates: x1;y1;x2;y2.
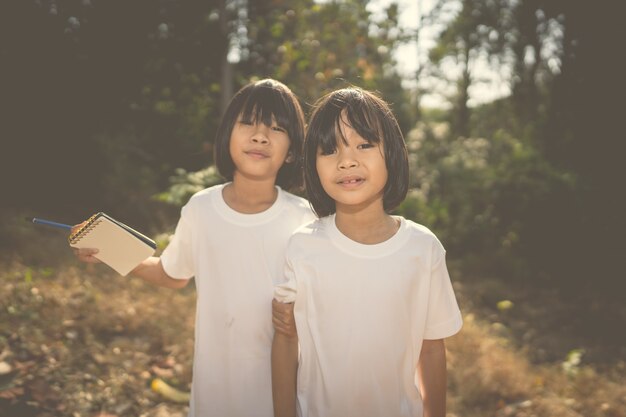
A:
229;115;291;183
316;119;388;213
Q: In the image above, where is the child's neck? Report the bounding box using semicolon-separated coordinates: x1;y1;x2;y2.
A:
334;205;399;245
222;176;278;214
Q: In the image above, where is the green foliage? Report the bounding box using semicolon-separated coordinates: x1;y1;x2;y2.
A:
562;349;585;377
2;0;619;300
24;268;33;285
161;0;416;202
1;0;223;222
2;0;416;222
155;166;223;207
400;112;575;281
243;0;412;130
422;0;623;297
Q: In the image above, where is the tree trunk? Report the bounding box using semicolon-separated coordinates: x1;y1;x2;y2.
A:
219;0;234;115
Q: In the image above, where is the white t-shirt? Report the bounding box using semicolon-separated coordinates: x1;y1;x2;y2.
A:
274;214;463;417
161;183;315;417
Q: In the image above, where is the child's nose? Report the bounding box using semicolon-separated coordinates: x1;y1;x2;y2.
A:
338;149;358;169
251;126;270;144
338;159;358;169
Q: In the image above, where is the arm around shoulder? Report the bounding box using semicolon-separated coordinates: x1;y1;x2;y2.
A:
130;257;190;289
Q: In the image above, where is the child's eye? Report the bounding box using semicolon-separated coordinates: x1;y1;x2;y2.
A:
272;126;287;133
318;148;337;156
357;142;375;150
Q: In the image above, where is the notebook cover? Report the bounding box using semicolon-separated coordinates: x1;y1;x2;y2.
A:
69;213;156;276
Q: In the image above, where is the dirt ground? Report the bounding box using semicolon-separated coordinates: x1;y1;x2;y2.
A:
1;253;624;417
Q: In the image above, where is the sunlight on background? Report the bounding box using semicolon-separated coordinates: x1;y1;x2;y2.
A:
369;0;511;108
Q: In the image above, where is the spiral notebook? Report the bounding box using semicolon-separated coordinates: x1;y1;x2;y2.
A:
68;212;156;276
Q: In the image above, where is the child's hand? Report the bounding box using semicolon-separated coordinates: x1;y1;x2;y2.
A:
70;222;101;264
272;299;297;338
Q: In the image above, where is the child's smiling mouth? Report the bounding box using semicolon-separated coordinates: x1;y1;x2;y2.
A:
245;149;270;159
337;175;365;187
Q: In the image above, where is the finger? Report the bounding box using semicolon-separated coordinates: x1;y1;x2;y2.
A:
78;248;99;256
274;325;291;336
272;307;288;320
273;321;298;338
272;315;283;327
272;299;294;311
80;255;101;264
273;307;294;321
273;314;293;330
70;221;88;234
272;300;294;319
272;318;290;333
273;316;291;331
77;253;97;263
74;248;101;263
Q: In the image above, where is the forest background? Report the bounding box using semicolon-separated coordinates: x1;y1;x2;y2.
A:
0;1;624;416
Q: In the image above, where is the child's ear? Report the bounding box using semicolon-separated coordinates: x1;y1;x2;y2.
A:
285;151;295;164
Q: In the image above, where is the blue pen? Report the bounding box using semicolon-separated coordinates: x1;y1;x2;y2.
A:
29;217;73;231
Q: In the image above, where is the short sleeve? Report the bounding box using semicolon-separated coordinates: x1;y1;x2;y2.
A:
160;205;195;279
423;240;463;340
274;251;297;303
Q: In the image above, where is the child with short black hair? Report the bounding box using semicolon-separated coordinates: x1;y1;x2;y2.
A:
75;79;315;417
272;87;462;417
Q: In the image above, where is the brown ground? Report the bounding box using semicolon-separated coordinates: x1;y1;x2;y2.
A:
0;250;624;417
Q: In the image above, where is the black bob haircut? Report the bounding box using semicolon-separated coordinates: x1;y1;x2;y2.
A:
304;87;409;218
215;78;305;191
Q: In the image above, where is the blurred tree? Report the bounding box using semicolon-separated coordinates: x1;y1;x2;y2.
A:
0;0;417;227
538;1;623;293
401;115;569;260
242;0;413;131
427;0;502;137
157;0;417;205
420;0;623;297
426;0;563;140
0;0;226;226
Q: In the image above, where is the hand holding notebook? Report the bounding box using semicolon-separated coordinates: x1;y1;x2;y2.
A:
68;213;156;276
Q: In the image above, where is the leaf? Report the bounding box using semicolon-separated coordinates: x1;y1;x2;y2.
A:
0;385;24;400
24;268;33;284
151;378;190;403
